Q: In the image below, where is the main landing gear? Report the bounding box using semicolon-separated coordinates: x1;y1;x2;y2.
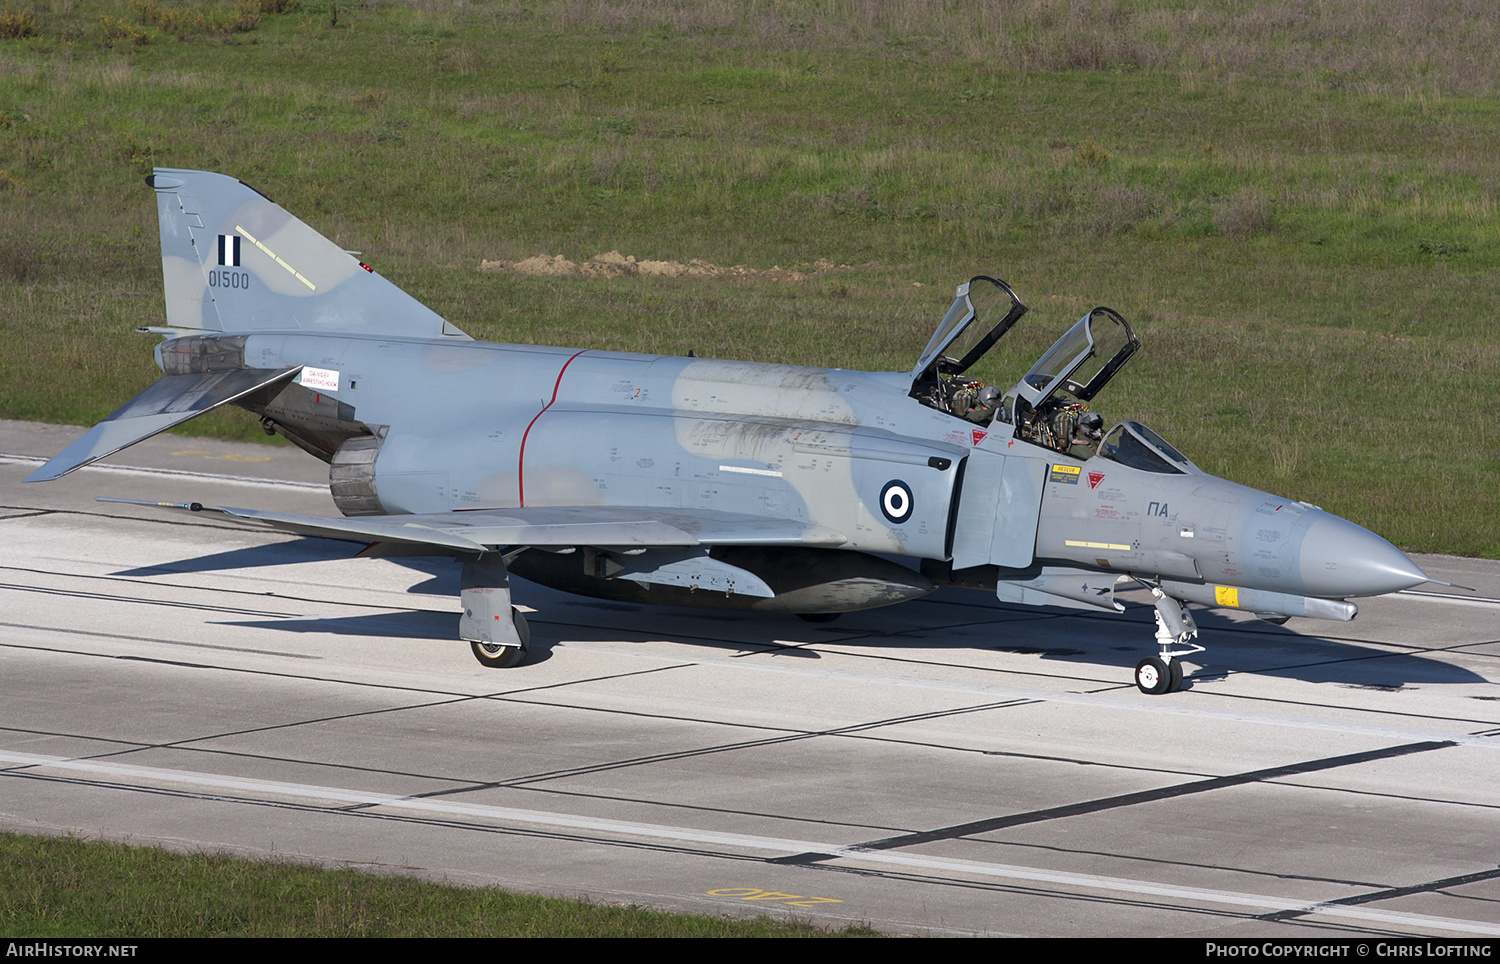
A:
460;555;532;669
1134;587;1203;695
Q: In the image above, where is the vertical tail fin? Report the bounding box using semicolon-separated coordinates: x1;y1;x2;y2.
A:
149;168;469;339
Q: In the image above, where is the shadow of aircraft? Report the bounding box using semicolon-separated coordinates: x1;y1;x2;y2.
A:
122;544;1489;690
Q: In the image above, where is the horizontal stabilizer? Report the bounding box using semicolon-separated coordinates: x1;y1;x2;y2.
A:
98;500;849;555
25;368;301;483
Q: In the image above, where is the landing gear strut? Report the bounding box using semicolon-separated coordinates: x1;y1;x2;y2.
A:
1134;587;1202;694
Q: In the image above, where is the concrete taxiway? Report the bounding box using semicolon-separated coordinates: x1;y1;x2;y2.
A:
2;419;1498;937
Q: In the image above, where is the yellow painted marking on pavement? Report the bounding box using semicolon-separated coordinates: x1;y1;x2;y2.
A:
236;224;317;290
171;449;272;463
707;888;843;908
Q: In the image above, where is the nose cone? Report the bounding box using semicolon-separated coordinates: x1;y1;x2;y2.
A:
1299;513;1431;597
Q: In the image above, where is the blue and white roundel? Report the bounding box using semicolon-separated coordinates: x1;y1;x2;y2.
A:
880;480;914;524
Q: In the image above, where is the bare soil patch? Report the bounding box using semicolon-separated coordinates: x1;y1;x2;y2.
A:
480;251;864;283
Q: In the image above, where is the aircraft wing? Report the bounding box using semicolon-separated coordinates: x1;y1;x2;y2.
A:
102;500;850;554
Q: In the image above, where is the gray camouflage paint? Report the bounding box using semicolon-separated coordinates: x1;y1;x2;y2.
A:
24;168;1435;687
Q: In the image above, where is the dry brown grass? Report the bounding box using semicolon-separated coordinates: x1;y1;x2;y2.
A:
0;8;35;37
522;0;1500;95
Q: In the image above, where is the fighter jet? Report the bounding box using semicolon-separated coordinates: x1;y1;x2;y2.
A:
26;169;1439;693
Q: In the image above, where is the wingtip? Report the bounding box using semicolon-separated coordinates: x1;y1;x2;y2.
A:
22;461;69;484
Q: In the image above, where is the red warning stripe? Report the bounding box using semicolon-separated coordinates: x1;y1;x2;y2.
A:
517;349;589;507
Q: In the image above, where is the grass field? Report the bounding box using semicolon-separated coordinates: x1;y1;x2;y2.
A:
1;0;1496;556
0;832;875;936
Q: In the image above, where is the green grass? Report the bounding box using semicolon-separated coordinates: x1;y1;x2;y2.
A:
0;832;876;937
1;0;1496;555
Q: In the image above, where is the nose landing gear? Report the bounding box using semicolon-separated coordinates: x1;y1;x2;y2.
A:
1134;588;1203;694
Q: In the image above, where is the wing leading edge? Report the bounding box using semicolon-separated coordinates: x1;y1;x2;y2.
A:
100;499;850;554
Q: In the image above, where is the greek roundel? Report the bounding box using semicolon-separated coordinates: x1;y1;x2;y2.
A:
880;479;914;524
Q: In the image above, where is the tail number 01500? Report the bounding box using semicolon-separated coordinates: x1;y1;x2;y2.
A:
209;269;251;290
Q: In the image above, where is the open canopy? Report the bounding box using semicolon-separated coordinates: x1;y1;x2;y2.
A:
909;276;1028;383
1012;306;1139;408
909;277;1141;442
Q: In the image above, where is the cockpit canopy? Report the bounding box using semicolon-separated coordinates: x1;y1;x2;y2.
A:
1098;420;1200;474
909;277;1142;456
909;276;1027;383
909;276;1199;470
1011;306;1138;408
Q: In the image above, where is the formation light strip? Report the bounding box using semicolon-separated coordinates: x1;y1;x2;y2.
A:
720;464;783;477
1065;540;1132;551
236;224;317;291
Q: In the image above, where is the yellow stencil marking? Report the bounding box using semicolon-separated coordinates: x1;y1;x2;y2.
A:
707;888;843;908
170;449;272;463
1065;540;1131;551
1214;586;1240;607
236;224;317;291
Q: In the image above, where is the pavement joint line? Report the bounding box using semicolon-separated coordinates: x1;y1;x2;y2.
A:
844;740;1455;852
2;749;1497;937
1394;589;1500;609
0;453;325;490
560;641;1500;750
1258;864;1500;923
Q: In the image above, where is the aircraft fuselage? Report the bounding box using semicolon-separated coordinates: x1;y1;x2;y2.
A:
214;329;1422;620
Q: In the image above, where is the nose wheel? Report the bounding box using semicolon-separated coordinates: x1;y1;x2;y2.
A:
1135;654;1185;694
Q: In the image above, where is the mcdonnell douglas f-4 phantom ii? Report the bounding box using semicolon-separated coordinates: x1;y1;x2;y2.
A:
27;168;1441;693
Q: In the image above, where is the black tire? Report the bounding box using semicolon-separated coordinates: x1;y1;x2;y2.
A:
470;608;531;668
1135;656;1172;695
1168;658;1185;692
